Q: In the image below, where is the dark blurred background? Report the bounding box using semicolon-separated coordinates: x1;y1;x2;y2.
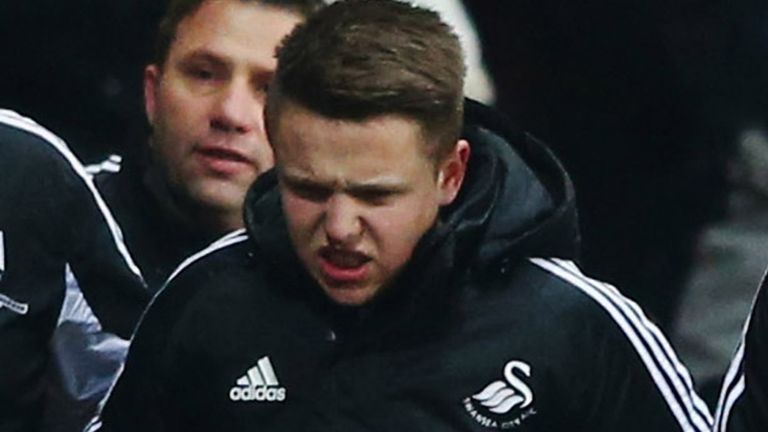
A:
0;1;165;161
465;0;767;326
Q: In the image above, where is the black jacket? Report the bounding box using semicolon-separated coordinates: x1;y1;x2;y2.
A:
97;101;711;432
94;158;217;293
716;272;768;432
0;110;148;432
46;146;221;431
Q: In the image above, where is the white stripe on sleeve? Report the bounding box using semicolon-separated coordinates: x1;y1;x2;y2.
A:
531;258;713;432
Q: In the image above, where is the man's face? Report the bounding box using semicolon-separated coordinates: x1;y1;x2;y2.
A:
273;101;469;306
144;0;302;232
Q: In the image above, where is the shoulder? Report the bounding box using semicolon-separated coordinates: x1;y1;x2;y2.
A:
0;109;84;178
0;109;131;252
524;258;711;429
521;257;675;347
148;230;255;315
465;257;670;359
475;257;632;325
120;230;254;365
158;229;252;298
118;229;289;382
0;110;111;225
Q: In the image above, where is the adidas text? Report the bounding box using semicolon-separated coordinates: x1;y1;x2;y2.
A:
229;386;286;402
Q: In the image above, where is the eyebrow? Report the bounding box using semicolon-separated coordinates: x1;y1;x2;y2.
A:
281;171;410;194
178;48;274;80
178;49;229;67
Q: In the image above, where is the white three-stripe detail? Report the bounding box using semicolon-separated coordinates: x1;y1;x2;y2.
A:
243;357;279;387
530;258;712;432
247;366;265;386
257;356;279;385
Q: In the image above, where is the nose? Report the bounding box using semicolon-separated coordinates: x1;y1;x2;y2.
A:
210;77;263;135
324;195;363;247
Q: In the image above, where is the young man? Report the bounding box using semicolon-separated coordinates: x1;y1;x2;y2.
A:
0;110;148;432
97;1;712;431
49;0;321;429
715;275;768;432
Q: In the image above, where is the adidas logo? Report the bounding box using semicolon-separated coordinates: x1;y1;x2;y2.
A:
229;356;286;402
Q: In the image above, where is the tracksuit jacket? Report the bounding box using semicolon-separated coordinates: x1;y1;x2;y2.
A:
715;271;768;432
96;101;712;432
0;110;148;432
47;147;220;431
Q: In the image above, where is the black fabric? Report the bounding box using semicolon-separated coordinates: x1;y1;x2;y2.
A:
99;102;707;432
95;158;218;294
0;0;165;162
0;116;148;432
718;274;768;432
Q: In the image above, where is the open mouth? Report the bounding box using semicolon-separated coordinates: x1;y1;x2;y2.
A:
320;248;372;269
318;247;372;284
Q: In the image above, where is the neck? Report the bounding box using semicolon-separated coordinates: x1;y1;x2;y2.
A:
142;166;243;239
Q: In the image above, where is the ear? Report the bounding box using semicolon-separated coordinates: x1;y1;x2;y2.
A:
437;139;470;206
143;65;160;126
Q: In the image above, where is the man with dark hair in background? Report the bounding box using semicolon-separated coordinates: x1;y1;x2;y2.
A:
46;0;322;429
96;1;711;431
95;0;323;290
0;110;148;432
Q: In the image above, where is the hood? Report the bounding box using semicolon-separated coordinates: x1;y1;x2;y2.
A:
440;99;579;271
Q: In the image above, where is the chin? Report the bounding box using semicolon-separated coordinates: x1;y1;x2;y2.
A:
189;186;245;212
323;286;376;307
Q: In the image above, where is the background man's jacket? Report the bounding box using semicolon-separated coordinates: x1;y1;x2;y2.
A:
0;110;148;432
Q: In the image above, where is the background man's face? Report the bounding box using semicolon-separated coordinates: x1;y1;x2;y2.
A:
273;101;467;306
144;0;302;231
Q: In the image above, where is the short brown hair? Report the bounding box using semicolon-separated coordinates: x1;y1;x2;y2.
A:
153;0;324;67
268;0;466;159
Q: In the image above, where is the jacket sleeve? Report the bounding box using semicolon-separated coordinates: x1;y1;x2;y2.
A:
714;274;768;432
51;148;150;339
1;109;150;339
44;268;130;432
90;245;226;432
92;231;254;432
89;284;180;432
0;110;148;431
531;258;713;432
